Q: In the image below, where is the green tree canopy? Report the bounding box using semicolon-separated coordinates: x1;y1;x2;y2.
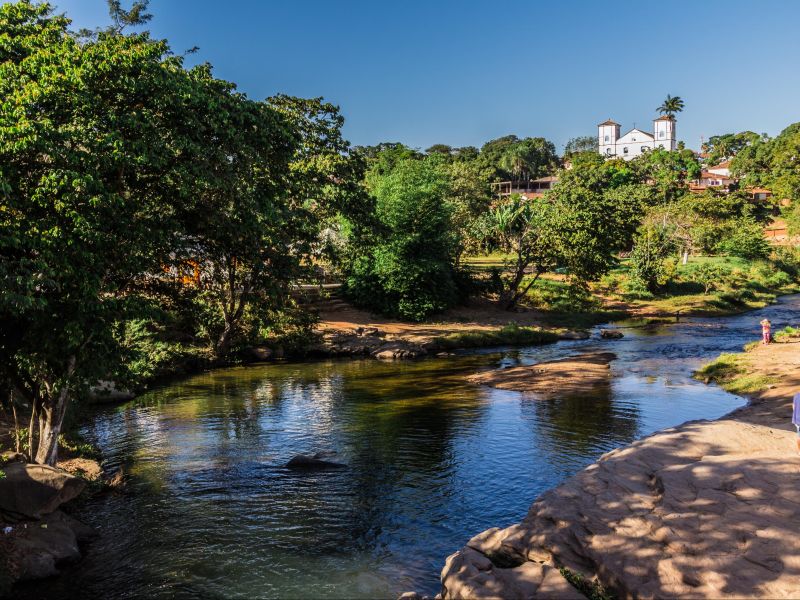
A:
0;1;220;463
344;155;460;320
563;135;597;157
703;131;763;165
656;94;685;117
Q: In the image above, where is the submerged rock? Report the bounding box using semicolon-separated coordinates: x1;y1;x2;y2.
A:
286;453;346;470
599;329;624;339
558;330;590;340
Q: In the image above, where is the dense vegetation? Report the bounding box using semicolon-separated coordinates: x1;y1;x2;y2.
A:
1;1;799;467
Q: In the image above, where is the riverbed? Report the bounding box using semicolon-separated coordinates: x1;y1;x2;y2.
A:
17;296;800;599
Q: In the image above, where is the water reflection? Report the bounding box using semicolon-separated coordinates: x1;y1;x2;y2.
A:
16;296;800;600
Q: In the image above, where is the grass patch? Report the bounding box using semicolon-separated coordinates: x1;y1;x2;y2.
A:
559;567;614;600
434;323;559;350
774;325;800;343
694;352;777;395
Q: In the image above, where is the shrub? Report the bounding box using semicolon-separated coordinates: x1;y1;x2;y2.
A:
715;218;770;259
630;224;675;293
692;263;727;295
344;156;461;321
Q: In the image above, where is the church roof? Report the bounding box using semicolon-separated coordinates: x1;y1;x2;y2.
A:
619;128;654;140
654;115;675;121
598;119;620;126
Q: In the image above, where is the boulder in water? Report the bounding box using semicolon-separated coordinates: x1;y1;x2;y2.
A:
286;453;346;470
599;329;624;339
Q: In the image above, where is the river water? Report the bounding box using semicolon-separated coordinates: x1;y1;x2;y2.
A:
18;296;800;599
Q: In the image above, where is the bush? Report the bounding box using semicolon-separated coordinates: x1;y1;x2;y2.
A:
772;246;800;277
630;224;675;292
344;156;461;321
692;263;727;295
715;218;770;259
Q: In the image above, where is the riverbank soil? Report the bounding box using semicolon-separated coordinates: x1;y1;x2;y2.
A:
467;352;616;398
317;298;561;343
440;340;800;599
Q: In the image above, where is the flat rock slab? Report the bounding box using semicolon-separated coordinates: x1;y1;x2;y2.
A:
440;418;800;599
467;352;616;398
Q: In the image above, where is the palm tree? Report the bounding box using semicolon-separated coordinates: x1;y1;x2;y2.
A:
657;95;685;118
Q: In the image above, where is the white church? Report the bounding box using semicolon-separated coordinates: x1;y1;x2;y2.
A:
598;115;676;160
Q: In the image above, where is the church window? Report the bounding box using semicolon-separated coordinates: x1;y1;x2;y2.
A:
623;147;629;154
604;135;609;143
659;131;665;139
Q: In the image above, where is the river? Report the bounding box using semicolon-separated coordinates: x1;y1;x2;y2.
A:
16;296;800;599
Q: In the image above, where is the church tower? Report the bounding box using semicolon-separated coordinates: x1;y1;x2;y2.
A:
653;115;676;151
598;119;620;156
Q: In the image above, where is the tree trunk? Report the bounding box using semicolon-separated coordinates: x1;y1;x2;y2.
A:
34;388;69;466
216;322;235;357
33;355;76;466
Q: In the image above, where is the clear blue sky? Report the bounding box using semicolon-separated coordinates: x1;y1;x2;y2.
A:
51;0;800;152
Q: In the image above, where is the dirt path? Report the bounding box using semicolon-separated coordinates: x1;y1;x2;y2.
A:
438;340;800;599
317;299;563;343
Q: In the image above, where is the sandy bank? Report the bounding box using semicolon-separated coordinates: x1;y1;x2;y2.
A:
467;352;616;398
438;340;800;599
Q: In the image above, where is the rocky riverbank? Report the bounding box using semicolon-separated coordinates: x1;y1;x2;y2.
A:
0;452;120;594
435;339;800;599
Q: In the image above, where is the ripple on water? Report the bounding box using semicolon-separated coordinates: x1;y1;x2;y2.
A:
16;298;799;599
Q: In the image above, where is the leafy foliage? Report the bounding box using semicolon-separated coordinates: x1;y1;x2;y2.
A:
345;156;460;321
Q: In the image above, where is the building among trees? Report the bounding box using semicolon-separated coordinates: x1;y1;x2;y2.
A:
598;115;677;160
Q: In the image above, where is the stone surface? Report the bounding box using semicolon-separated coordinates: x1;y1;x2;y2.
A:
286;454;346;470
9;510;95;582
88;379;135;403
467;352;615;398
246;346;273;361
58;458;102;482
440;339;800;600
599;329;624;339
0;463;86;521
441;546;583;599
557;330;591;341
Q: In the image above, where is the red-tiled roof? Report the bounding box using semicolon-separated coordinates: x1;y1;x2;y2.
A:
700;171;733;181
654;115;675;121
598;119;620;126
708;160;731;170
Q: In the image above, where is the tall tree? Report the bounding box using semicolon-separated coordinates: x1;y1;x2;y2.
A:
563;136;597;157
185;76;298;357
703;131;763;165
345;155;459;321
656;94;685;118
0;2;207;464
488;196;558;310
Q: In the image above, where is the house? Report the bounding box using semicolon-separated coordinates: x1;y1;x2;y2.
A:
696;170;735;191
706;160;731;177
490;175;558;199
598;115;677;160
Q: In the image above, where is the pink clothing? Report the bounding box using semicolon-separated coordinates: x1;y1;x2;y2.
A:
762;325;771;344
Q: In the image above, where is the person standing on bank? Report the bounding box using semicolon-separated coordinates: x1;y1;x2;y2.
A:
794;393;800;455
761;318;772;344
